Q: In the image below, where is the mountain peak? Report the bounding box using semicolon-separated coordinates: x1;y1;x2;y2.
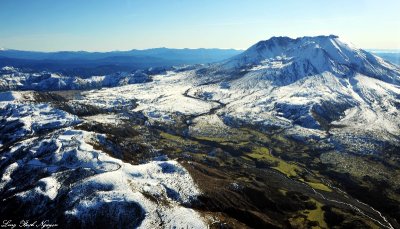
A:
257;34;339;45
253;35;342;52
222;35;399;85
226;35;350;68
298;34;339;39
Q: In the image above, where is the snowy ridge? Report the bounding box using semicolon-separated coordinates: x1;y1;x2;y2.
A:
1;129;206;227
0;95;207;228
0;96;80;147
0;66;151;91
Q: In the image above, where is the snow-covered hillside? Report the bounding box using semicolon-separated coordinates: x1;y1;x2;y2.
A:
0;92;207;228
0;67;151;91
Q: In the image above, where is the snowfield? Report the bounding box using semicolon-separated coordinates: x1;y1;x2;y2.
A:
80;70;218;124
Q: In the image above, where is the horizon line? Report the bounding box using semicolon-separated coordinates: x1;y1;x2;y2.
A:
1;47;400;53
0;46;246;53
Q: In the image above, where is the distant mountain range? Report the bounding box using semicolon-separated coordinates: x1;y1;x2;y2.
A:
369;50;400;66
0;47;243;61
0;48;242;76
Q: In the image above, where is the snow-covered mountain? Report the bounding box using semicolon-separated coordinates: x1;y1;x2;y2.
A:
187;35;400;153
207;35;399;84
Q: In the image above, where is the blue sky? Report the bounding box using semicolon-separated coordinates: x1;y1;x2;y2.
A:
0;0;399;51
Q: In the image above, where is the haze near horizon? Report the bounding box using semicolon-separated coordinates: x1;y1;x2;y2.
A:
0;0;399;51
